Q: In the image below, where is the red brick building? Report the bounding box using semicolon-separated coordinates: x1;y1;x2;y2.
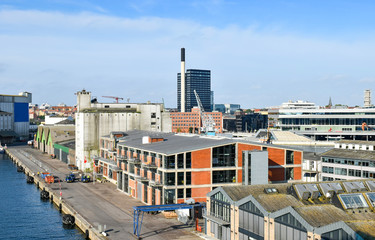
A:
170;107;223;134
97;130;303;205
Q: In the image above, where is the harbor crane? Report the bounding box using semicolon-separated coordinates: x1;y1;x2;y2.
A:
194;90;216;135
102;96;124;103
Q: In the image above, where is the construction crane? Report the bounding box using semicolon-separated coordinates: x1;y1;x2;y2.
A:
194;90;216;135
102;96;124;103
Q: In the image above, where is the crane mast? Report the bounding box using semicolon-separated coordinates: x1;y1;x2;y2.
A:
193;90;216;135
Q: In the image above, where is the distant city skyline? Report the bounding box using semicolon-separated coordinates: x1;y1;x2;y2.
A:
1;0;375;108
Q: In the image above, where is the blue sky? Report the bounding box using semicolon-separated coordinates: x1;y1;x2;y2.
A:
1;0;375;108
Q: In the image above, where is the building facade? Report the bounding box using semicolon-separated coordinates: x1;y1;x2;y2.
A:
321;140;375;181
170;107;223;134
205;180;375;240
178;69;211;112
75;90;172;171
96;130;303;206
0;92;32;143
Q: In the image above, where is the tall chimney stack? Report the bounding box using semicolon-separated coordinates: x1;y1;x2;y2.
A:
181;48;186;112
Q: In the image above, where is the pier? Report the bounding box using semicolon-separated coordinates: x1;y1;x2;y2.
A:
5;146;200;240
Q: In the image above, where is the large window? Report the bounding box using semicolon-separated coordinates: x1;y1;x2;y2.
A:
239;201;264;239
212;144;236;167
212;170;236;183
165;173;175;186
210;192;231;222
275;213;307;240
166;155;175;169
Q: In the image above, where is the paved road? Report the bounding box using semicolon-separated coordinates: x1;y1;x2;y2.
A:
8;146;202;240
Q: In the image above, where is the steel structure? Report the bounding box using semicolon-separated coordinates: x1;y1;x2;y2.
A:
133;203;205;238
193;90;215;135
102;96;124;103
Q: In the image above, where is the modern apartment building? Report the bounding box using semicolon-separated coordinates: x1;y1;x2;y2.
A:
205;180;375;240
321;140;375;181
95;130;304;206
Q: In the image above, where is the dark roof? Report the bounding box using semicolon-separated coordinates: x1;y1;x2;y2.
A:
118;130;235;155
321;148;375;161
222;184;304;212
58;140;75;150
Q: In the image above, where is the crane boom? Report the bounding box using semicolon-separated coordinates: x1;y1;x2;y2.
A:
102;96;124;103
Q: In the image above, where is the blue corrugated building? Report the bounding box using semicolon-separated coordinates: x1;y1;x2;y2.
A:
0;92;32;143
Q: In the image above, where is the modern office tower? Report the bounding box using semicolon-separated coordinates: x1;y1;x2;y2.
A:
177;48;211;112
364;89;372;108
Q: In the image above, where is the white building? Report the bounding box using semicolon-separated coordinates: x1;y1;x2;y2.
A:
320;140;375;181
75;90;172;171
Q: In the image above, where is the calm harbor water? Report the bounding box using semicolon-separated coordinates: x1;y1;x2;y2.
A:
0;153;86;240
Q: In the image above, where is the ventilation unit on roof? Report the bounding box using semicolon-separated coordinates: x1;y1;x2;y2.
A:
294;185;311;200
342;181;366;193
365;181;375;191
319;182;344;198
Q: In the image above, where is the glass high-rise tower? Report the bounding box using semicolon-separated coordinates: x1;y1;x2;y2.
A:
177;69;211;112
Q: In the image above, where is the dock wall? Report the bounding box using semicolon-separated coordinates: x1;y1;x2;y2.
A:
6;150;107;240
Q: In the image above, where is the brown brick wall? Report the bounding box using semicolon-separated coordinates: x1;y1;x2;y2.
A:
192;171;211;185
192;149;211;168
269;168;285;181
237;143;262;167
294;167;302;180
268;148;285;166
294;151;302;164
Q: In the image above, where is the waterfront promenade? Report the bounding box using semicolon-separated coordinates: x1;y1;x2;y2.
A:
6;145;201;240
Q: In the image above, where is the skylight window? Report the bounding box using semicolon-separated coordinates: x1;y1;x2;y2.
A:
339;194;369;209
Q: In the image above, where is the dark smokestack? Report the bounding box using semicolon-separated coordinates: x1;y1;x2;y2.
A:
181;48;185;62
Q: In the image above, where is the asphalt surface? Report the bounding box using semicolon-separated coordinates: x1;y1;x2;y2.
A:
7;146;203;240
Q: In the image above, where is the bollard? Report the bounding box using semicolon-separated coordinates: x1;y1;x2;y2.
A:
85;229;89;240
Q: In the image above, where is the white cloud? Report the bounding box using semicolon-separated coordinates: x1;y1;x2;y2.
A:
0;9;375;107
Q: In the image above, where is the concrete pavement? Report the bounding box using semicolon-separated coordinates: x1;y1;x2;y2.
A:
7;146;202;240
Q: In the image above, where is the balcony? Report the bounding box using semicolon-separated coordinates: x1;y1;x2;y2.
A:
128;158;141;165
149;179;163;187
135;175;149;182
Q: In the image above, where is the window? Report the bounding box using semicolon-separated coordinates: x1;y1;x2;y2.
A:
286;168;294;180
212;170;236;183
212;144;236;167
186;172;191;185
335;168;347;176
151;112;156;118
177;153;184;168
177;189;184;198
186;188;191;198
166;155;175;169
286;150;294;164
186;152;191;168
164;189;175;204
165;173;175;186
177;172;184;185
